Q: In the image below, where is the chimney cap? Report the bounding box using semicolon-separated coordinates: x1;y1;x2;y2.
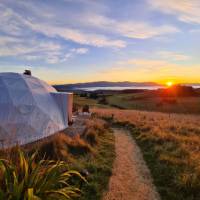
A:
24;70;31;76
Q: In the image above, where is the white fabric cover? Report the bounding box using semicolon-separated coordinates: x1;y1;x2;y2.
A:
0;72;69;148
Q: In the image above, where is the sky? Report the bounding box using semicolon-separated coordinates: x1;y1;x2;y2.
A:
0;0;200;84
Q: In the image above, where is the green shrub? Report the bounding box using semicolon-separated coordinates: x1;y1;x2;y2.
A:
0;149;85;200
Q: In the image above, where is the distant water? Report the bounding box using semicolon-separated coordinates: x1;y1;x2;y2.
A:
192;85;200;89
76;85;200;91
76;86;165;91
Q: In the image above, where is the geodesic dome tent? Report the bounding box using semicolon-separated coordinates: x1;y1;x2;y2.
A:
0;72;73;148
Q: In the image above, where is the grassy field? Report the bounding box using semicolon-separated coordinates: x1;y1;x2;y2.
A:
74;94;108;109
1;91;199;199
74;88;200;114
74;94;99;107
106;93;200;114
94;108;200;200
0;117;115;200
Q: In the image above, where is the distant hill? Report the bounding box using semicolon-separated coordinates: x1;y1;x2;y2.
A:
53;81;162;91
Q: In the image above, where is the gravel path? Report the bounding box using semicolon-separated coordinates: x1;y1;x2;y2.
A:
103;128;160;200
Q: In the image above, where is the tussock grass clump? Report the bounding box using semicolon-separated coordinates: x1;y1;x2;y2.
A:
26;118;109;161
82;128;97;145
81;118;109;145
26;133;93;162
85;118;109;133
67;135;92;156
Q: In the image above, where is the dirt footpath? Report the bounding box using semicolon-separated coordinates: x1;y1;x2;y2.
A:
103;129;160;200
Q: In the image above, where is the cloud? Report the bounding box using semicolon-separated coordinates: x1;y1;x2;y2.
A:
84;14;179;39
26;22;126;48
0;34;89;64
116;23;179;39
0;35;60;56
156;51;190;61
24;47;89;64
0;2;126;49
71;48;89;54
61;48;89;63
0;35;21;45
29;47;88;64
189;29;200;34
27;14;178;44
0;0;178;50
0;2;93;64
149;0;200;24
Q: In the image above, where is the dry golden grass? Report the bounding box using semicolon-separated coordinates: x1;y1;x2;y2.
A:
0;117;115;200
0;117;109;163
23;120;106;162
81;118;109;145
93;108;200;137
93;108;200;199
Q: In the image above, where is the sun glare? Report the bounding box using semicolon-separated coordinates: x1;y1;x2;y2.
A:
166;81;173;87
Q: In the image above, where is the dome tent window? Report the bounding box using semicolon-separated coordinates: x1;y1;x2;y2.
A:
0;72;73;148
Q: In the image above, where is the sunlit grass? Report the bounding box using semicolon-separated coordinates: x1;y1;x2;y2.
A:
94;108;200;199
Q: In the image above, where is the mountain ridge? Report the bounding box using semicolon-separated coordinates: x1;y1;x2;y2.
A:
53;81;163;90
53;81;200;91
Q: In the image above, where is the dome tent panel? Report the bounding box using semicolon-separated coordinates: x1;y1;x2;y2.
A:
51;92;68;126
0;122;19;147
14;92;36;107
0;87;12;104
24;75;63;125
2;75;28;90
0;123;37;147
0;104;19;122
25;75;56;93
38;79;57;93
1;74;35;106
26;106;65;138
0;78;14;104
0;72;71;148
8;89;34;106
31;93;62;124
15;123;37;145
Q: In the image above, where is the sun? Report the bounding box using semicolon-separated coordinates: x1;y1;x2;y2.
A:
166;81;173;87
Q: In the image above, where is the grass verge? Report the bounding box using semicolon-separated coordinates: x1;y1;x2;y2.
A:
75;128;115;200
0;117;115;200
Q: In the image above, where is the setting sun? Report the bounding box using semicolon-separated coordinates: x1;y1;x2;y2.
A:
166;81;173;87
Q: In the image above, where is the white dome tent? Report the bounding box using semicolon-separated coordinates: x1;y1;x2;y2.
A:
0;72;73;148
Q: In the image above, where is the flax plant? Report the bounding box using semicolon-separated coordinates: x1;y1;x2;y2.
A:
0;150;85;200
